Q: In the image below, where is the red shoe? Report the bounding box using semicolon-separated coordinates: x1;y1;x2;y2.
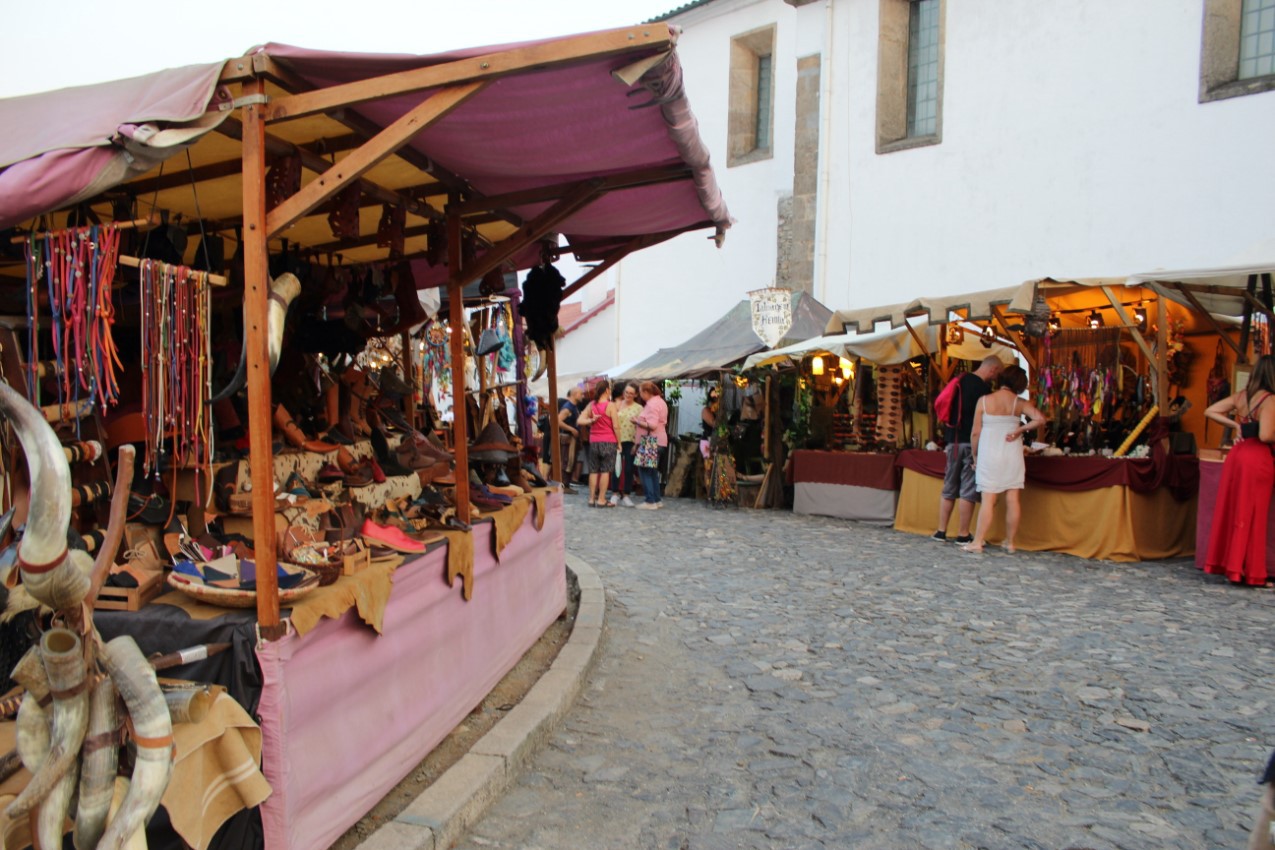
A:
368;458;387;484
360;518;427;553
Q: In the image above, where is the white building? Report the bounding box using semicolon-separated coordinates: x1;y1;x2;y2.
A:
554;0;1275;368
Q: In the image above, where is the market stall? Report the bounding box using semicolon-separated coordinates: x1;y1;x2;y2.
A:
818;278;1212;560
0;24;729;850
744;312;1015;522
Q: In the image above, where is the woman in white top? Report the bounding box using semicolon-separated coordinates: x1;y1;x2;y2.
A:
962;365;1045;554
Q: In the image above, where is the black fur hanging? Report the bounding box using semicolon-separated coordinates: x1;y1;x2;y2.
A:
520;263;565;350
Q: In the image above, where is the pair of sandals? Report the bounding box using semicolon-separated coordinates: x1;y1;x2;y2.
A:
588;499;615;508
959;542;1016;554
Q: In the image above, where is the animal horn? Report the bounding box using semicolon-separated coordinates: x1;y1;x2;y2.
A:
0;382;86;610
74;676;120;850
210;272;301;402
97;636;173;850
7;628;88;846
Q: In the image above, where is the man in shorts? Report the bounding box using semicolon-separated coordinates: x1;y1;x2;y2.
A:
934;356;1003;544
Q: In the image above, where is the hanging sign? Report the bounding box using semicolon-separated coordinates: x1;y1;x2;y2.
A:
750;287;793;348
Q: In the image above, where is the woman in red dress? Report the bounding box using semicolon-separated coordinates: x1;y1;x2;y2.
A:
1204;354;1275;586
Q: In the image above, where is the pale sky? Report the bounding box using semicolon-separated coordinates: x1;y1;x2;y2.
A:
0;0;685;97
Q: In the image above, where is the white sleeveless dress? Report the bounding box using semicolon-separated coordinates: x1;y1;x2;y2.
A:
975;395;1026;494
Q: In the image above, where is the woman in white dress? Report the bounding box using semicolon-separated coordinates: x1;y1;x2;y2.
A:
961;366;1046;554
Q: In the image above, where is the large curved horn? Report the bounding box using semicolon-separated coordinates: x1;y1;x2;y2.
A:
210;272;302;402
97;636;173;850
0;383;85;610
7;628;88;844
74;676;120;850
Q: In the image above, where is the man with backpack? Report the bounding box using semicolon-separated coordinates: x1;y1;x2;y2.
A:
933;355;1004;544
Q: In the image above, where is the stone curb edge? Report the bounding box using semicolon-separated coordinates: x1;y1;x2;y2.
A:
357;553;606;850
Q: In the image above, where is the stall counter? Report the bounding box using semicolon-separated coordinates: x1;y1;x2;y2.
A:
893;449;1198;562
789;450;900;524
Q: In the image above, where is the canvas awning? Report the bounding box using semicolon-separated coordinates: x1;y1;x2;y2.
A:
743;316;1017;370
825;285;1026;334
620;291;833;380
1125;236;1275;318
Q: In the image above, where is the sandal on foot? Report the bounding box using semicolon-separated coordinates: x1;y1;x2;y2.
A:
959;543;984;554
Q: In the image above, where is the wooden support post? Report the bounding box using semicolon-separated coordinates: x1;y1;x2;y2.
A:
241;79;282;637
1155;294;1169;407
1173;283;1244;361
447;202;470;526
546;346;562;483
990;305;1036;371
400;330;416;430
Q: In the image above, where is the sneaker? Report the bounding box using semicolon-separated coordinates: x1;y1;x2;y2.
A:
952;534;974;545
620;496;636;507
636;502;659;510
930;531;947;542
608;494;620;506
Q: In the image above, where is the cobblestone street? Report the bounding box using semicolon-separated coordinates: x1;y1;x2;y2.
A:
454;493;1275;850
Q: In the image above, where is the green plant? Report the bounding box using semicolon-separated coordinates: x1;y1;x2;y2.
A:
783;377;813;450
665;379;682;403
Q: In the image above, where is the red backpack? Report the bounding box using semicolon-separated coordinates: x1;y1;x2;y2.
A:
934;376;963;428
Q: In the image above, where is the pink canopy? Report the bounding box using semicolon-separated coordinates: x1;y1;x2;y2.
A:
0;26;730;270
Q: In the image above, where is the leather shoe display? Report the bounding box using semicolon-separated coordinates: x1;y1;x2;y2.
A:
274;403;339;454
359;518;427;553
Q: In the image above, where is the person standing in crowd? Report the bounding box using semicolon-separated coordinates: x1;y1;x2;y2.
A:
933;356;1003;544
633;381;669;510
961;365;1046;554
1203;354;1275;586
557;386;584;492
607;382;643;507
577;382;618;507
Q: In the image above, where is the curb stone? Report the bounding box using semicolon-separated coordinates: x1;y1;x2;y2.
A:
356;553;606;850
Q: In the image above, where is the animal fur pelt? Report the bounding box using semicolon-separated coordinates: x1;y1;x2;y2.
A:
519;262;565;351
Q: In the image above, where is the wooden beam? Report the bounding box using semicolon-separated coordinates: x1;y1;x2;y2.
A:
1100;286;1156;367
989;305;1035;370
266;83;484;238
452;165;691;215
265;26;674;123
1155;294;1169;406
1172;283;1244;362
448;181;604;288
547;345;562;484
240;79;282;637
447;202;471;527
215;117;434;219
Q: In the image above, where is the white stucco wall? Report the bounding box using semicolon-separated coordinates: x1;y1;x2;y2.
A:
607;0;1275;359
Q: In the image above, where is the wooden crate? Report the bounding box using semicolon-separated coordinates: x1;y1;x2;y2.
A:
94;572;165;612
343;546;372;576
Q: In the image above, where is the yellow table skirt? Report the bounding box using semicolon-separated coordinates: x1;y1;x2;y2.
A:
894;468;1197;562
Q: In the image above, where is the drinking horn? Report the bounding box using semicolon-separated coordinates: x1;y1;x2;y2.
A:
97;635;173;850
74;676;120;850
210;272;302;402
0;382;89;611
6;628;88;850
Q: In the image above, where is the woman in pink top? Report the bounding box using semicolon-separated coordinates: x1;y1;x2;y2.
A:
577;381;618;507
633;381;669;509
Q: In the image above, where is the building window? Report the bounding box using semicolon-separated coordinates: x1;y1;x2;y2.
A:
906;0;940;137
877;0;944;154
1200;0;1275;101
728;25;777;167
1240;0;1275;78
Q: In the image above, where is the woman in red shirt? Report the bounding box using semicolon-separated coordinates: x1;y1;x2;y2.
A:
577;382;618;507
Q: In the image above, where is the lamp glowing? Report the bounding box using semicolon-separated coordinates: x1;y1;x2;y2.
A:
812;356;825;376
839;358;853;380
1087;310;1104;330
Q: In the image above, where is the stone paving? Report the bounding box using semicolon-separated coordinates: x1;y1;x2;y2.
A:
452;492;1275;850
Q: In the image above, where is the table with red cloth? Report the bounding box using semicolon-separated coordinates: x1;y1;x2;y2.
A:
893;449;1199;561
789;450;901;524
1195;456;1275;574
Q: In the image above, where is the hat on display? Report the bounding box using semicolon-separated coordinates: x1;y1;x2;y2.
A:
475;328;503;357
468;420;518;463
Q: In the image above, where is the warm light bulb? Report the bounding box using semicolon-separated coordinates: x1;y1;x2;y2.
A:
839;358;853;379
812;356;825;376
1088;310;1104;330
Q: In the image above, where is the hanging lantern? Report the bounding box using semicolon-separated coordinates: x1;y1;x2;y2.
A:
1048;315;1062;336
980;325;996;348
946;324;964;345
1088;309;1104;330
1133;302;1148;332
839;358;853;380
812;355;825;376
1024;289;1051;338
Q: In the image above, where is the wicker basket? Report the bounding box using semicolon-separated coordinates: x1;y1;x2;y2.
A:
166;565;319;608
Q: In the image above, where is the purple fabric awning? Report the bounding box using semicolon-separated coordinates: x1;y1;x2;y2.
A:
0;26;730;265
